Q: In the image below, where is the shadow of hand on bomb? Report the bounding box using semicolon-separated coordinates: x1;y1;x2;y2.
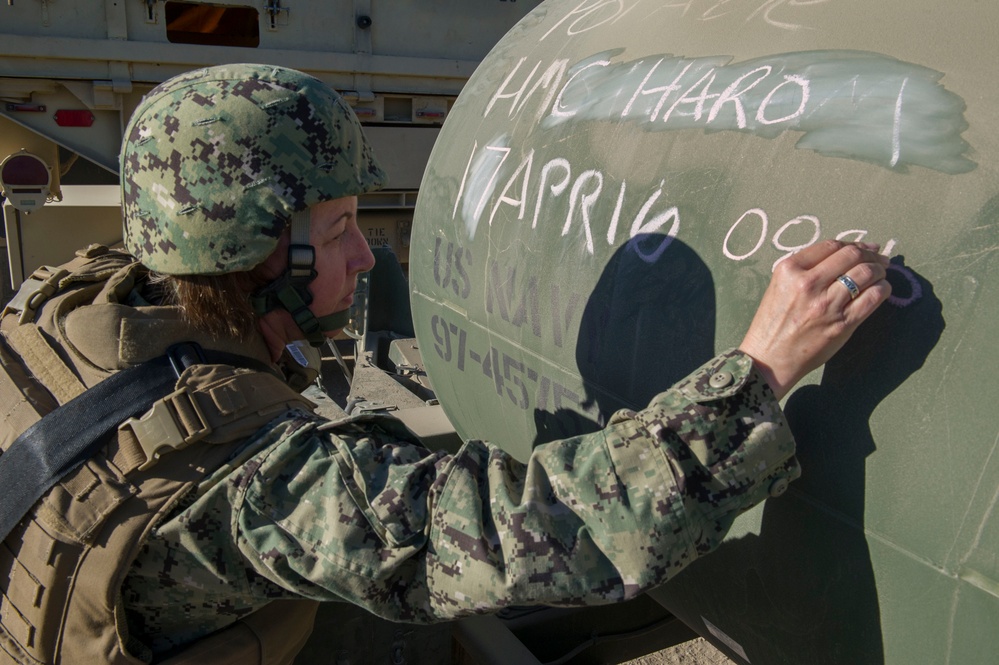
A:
532;234;717;446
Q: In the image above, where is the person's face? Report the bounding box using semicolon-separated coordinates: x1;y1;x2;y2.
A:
307;196;375;331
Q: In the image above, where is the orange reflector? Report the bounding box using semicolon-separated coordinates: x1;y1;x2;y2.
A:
54;110;96;127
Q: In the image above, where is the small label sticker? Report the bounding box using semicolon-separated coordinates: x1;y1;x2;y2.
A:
285;342;309;367
702;616;750;662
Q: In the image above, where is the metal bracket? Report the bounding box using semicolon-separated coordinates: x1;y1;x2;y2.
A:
92;81;117;110
263;0;289;30
37;0;51;27
353;0;372;55
105;0;129;39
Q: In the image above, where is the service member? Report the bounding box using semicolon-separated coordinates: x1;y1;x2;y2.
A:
0;63;890;664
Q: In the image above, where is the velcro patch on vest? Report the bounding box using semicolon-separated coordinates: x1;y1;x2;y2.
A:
6;326;86;405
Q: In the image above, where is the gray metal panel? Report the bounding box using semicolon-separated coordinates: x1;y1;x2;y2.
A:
0;1;544;90
364;126;440;190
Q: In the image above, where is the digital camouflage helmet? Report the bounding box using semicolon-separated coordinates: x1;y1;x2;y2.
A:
120;63;387;343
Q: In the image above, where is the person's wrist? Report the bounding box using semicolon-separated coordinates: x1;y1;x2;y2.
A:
736;347;792;401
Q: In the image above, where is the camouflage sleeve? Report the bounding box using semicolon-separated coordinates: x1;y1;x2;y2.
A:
230;348;798;622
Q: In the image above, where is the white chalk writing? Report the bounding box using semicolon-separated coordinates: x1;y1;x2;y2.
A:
484;50;973;174
723;206;899;271
541;0;834;39
455;143;680;262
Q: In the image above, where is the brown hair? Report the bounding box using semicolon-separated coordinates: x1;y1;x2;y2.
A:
150;270;268;340
147;224;289;340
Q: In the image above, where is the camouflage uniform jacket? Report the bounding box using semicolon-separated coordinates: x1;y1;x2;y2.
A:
123;348;799;656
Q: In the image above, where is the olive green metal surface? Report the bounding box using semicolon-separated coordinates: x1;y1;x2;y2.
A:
410;1;998;663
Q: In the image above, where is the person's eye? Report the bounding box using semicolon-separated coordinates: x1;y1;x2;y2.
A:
328;224;348;243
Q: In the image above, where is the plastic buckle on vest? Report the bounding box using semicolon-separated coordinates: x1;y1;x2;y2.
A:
1;266;70;324
121;387;212;471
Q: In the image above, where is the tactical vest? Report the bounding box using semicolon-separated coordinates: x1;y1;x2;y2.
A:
0;246;319;665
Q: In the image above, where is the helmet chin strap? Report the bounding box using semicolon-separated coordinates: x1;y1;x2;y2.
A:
249;209;351;347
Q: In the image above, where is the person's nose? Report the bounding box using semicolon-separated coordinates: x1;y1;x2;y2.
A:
347;224;376;274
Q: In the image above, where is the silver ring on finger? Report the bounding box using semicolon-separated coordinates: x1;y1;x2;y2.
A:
837;274;860;300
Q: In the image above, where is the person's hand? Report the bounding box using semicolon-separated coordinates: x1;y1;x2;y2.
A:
738;240;892;400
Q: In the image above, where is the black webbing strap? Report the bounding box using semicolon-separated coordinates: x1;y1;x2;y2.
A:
0;345;276;542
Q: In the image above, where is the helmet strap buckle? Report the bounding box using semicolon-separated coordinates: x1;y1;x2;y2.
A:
287;243;317;285
249;208;348;346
